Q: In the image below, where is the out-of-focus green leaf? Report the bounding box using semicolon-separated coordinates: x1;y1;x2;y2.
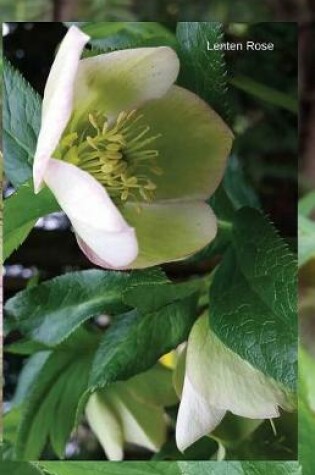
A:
12;352;50;407
1;0;50;21
189;155;260;264
3;406;22;449
152;436;218;461
230;75;298;114
298;215;315;268
220;155;260;212
212;413;262;450
300;347;315;413
299;347;315;475
210;156;260;222
298;192;315;217
40;462;179;475
69;21;177;51
15;330;97;460
179;462;301;474
0;462;44;475
38;461;301;475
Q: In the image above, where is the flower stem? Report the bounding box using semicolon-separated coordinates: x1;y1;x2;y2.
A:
217;219;233;234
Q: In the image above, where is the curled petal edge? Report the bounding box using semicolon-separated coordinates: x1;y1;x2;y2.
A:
33;26;90;193
44;158;138;269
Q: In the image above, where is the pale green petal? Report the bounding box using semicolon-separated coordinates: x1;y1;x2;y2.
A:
172;346;187;398
176;314;293;451
122;201;217;268
86;366;173;458
176;372;225;452
107;385;167;453
85;393;124;461
139;85;233;200
71;47;179;124
300;347;315;412
125;365;178;408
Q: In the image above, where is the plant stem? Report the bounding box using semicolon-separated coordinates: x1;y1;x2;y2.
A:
217;219;233;233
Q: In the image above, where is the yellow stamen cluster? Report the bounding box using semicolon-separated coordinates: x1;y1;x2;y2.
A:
56;110;163;203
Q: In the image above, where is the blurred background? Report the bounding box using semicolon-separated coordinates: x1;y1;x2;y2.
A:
0;0;313;22
299;20;315;475
3;22;298;460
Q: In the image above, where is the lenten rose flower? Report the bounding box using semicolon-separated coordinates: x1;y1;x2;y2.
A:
85;364;177;460
33;26;233;269
175;314;294;452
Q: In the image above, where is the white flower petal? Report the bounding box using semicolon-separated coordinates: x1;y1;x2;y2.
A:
33;26;89;192
176;374;225;452
44;159;138;268
85;393;123;461
107;385;166;453
72;46;180;121
176;314;292;450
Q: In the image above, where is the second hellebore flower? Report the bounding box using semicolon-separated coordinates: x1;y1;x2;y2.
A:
33;26;233;269
85;364;177;460
175;314;294;452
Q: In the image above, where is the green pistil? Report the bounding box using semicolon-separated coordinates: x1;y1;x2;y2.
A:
56;110;162;203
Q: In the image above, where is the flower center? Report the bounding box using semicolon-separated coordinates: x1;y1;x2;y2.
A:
55;110;163;203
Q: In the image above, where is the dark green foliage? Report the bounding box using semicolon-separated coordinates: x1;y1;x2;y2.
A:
210;208;297;390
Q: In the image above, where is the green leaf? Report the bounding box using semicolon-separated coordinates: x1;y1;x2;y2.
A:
4;180;60;261
299;348;315;475
299;397;315;475
0;462;44;475
298;192;315;217
87;282;199;393
123;280;201;313
176;22;229;122
210;208;297;390
4;60;41;187
219;155;260;214
38;461;300;475
212;413;262;450
15;330;97;460
12;352;50;406
4;404;21;438
298;215;315;268
72;22;177;51
300;347;315;412
152;436;218;461
5;270;131;346
40;462;180;475
6;267;199;457
5;339;50;355
209;155;260;226
230;75;298;114
181;462;301;474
